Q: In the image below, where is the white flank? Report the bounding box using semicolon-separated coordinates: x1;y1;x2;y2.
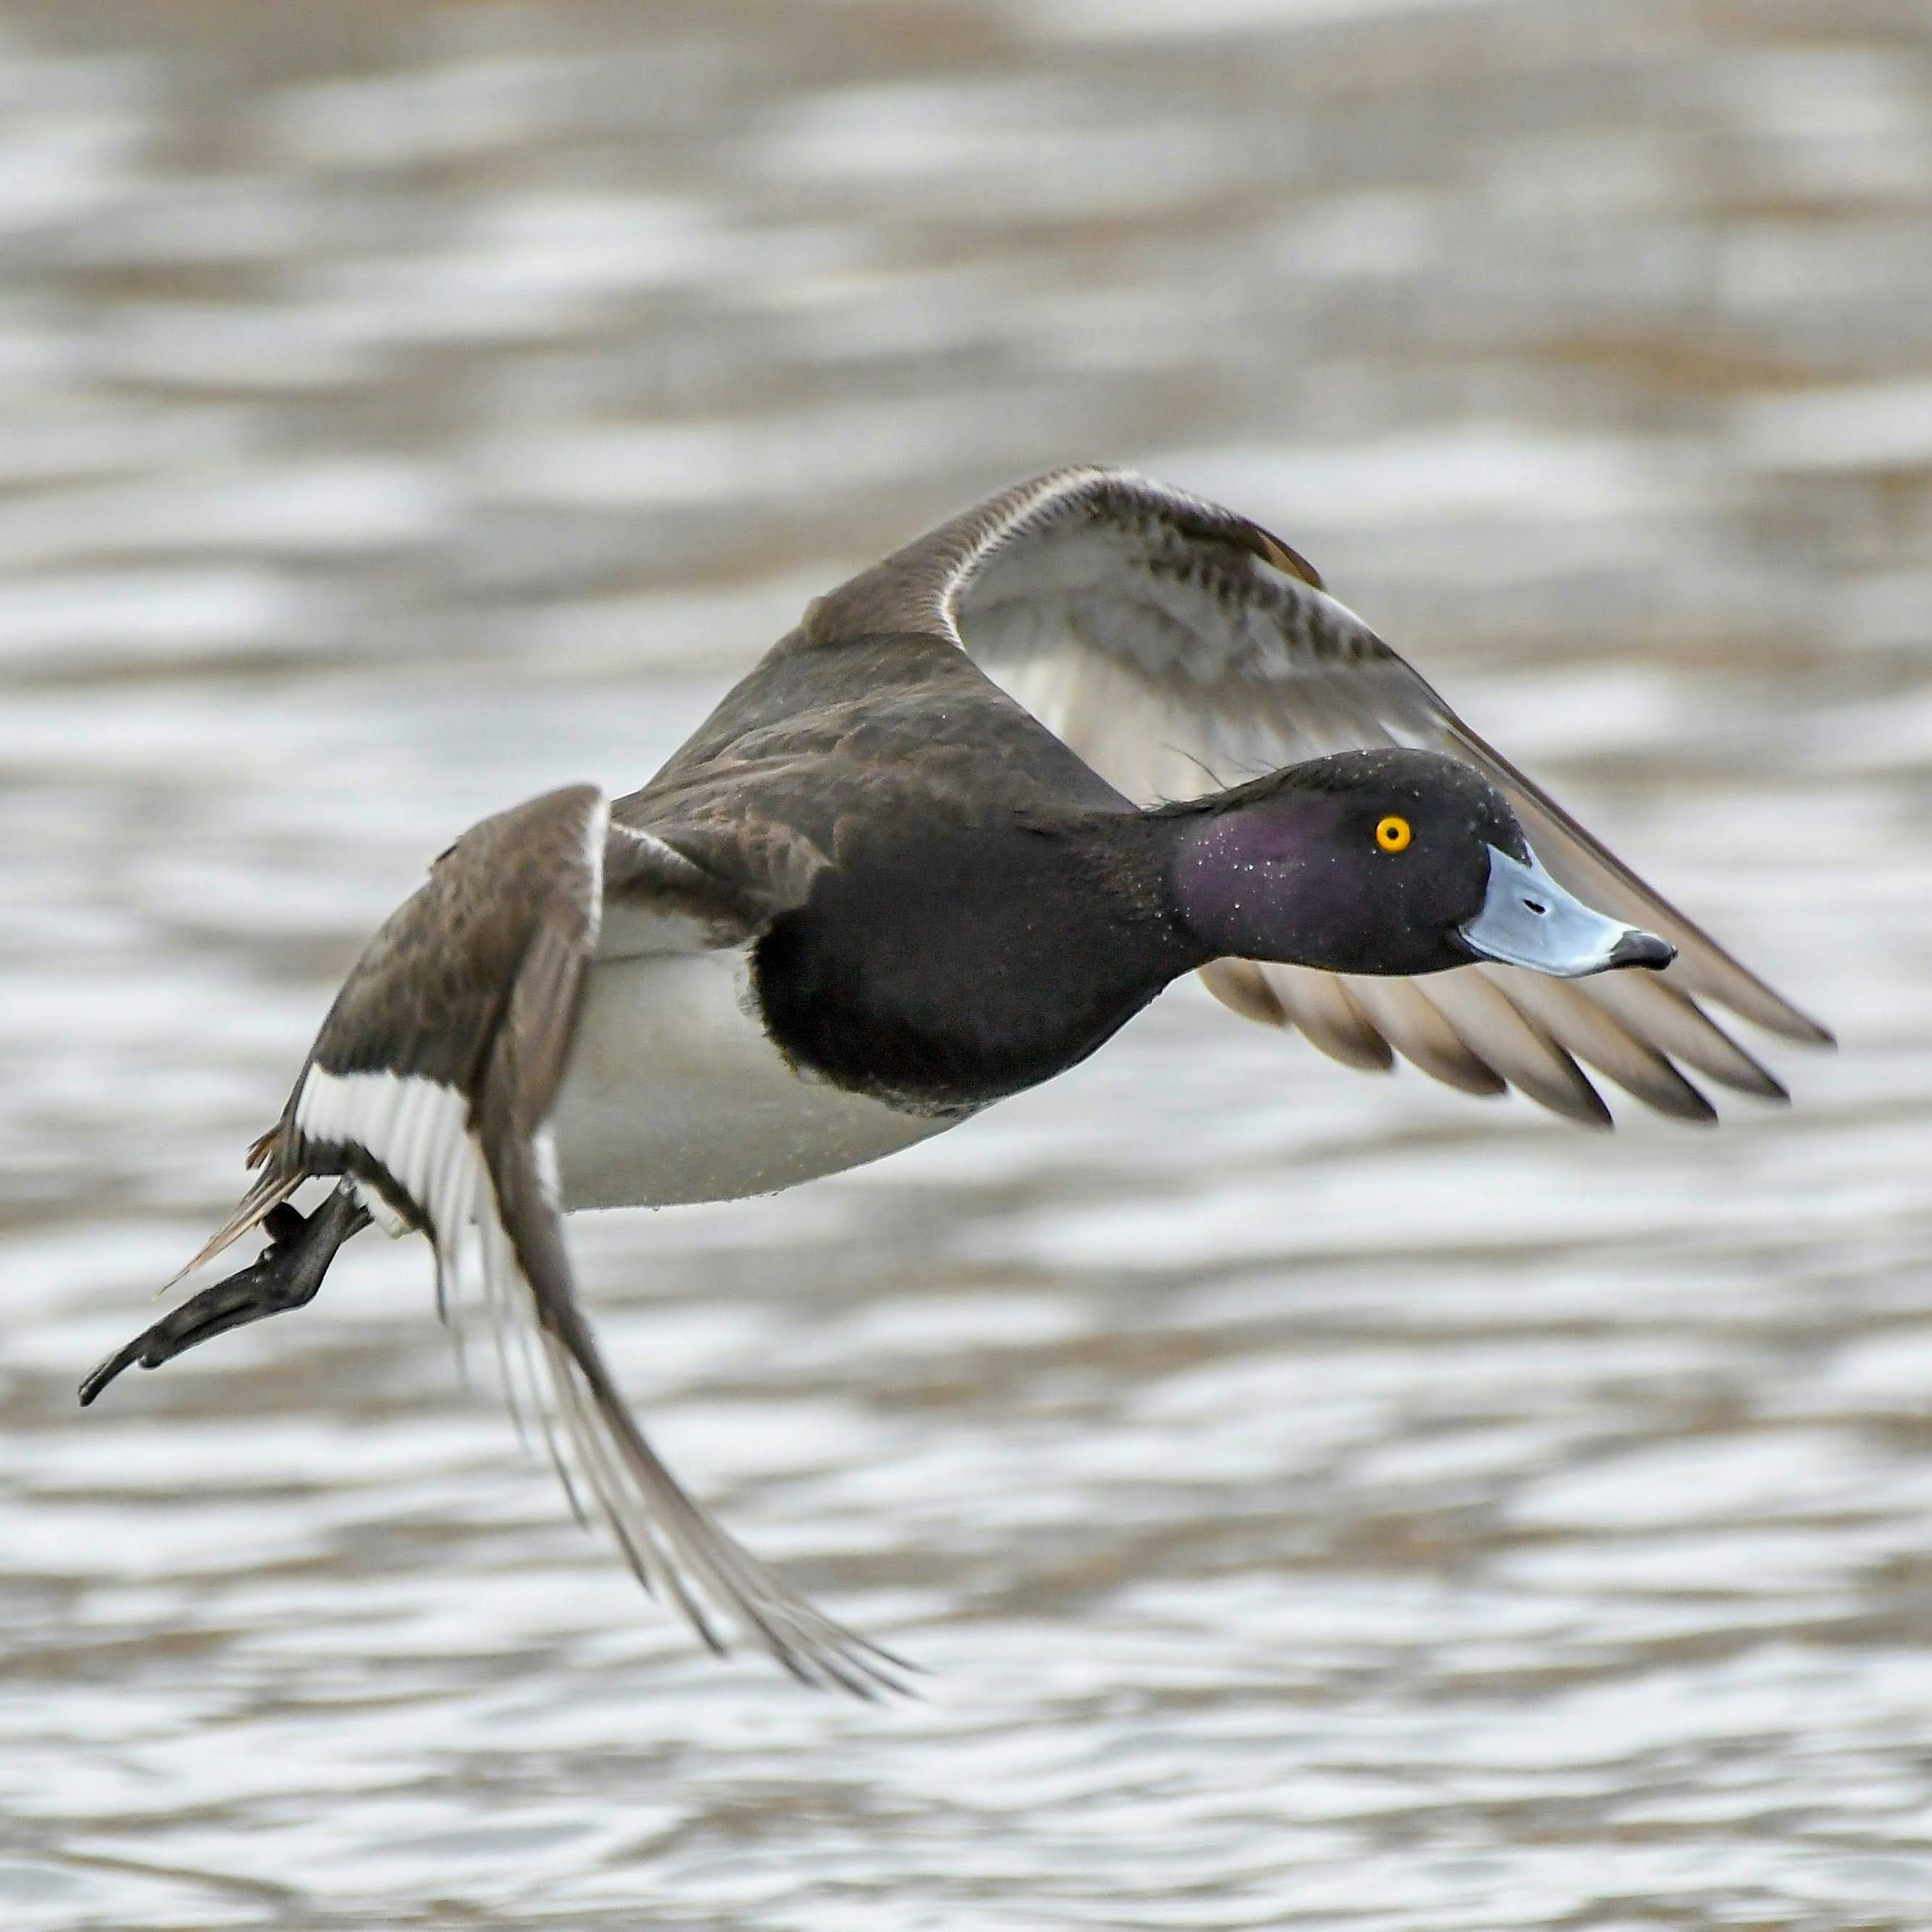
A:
553;947;959;1210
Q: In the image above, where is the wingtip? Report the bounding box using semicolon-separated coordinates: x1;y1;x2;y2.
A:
1535;1075;1615;1132
1544;1056;1616;1132
1730;987;1835;1051
1649;1072;1721;1126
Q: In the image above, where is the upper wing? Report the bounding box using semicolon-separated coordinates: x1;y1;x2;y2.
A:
809;466;1829;1126
602;785;829;960
239;785;900;1693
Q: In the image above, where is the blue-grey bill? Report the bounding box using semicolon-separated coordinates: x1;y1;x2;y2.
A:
1459;845;1675;978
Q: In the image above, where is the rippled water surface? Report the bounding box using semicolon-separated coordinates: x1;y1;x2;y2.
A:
4;2;1932;1926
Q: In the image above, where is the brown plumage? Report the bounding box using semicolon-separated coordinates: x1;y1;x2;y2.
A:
83;466;1828;1694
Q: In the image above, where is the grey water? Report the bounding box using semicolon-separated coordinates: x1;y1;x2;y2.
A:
3;1;1931;1925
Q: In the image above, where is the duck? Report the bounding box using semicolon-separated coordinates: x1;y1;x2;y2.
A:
79;465;1829;1694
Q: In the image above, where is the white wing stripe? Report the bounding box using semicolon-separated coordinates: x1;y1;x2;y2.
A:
295;1068;472;1231
581;797;609;949
294;1069;609;1547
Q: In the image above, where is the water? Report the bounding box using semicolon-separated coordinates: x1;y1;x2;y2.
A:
2;2;1930;1925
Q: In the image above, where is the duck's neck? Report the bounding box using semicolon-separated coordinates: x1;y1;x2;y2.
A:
752;809;1206;1112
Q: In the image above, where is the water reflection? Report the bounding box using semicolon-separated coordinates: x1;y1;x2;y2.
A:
2;1;1929;1926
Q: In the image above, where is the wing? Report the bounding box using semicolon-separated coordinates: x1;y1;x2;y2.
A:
808;466;1830;1126
230;784;900;1693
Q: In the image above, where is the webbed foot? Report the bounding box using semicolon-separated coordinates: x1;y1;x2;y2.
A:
79;1185;368;1406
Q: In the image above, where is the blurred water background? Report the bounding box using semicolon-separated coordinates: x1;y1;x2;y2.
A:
2;1;1930;1926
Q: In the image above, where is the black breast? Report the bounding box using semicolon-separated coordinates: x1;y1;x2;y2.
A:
753;814;1195;1112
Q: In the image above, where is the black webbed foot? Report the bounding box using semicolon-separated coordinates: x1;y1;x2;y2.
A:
79;1185;369;1407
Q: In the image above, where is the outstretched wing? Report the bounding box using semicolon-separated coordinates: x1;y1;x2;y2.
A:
809;466;1829;1126
238;784;901;1694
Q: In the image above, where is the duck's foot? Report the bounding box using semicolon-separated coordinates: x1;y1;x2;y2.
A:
79;1184;369;1407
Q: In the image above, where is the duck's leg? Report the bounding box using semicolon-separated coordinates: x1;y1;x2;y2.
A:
78;1183;369;1406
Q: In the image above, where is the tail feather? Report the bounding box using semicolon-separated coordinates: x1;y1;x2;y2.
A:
168;1130;306;1288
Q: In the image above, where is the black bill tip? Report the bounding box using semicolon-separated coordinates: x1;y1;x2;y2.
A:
1607;929;1676;972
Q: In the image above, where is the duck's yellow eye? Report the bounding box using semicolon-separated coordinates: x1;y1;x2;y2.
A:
1376;815;1412;853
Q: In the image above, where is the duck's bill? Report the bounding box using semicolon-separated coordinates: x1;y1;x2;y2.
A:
1459;845;1675;978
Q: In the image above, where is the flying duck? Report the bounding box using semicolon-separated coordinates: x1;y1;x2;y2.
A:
80;466;1828;1693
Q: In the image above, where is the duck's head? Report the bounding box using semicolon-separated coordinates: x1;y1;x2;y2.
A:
1169;748;1674;980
